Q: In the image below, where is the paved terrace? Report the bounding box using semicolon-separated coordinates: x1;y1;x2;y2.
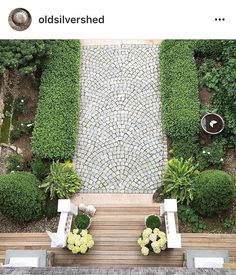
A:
74;43;167;193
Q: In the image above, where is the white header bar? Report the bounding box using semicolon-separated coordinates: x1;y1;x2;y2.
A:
0;0;235;39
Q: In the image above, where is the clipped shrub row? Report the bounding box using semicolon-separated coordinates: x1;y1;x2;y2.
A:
160;40;200;158
32;40;80;159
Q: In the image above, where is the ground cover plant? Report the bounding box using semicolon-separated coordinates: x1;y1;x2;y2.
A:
32;40;80;159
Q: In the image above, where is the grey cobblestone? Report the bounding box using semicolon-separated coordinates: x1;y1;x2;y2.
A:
74;44;167;193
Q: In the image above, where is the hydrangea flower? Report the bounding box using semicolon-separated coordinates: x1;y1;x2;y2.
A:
80;244;88;254
153;247;161;254
87;240;95;249
81;230;88;237
142;228;152;238
73;229;79;234
149;233;157;242
151;241;159;249
72;246;80;254
143;238;149;245
141;246;149;256
153;228;160;235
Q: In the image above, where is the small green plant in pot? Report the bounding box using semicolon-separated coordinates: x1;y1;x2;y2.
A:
74;213;91;230
145;214;161;230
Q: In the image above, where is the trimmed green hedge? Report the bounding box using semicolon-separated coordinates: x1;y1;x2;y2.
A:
32;40;80;159
160;40;200;158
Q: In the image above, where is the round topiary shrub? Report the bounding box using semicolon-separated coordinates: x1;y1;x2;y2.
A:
193;170;235;217
74;214;91;229
0;172;46;224
145;214;161;229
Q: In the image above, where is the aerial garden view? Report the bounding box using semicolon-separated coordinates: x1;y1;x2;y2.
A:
0;39;236;270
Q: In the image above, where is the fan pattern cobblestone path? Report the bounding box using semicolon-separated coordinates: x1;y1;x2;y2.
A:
74;44;167;193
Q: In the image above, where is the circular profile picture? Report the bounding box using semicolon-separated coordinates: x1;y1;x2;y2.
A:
8;8;32;31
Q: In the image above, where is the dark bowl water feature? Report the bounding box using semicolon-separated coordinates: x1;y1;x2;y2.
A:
201;113;225;135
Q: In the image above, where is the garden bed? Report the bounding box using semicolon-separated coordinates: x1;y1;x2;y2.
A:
0;212;59;233
159;40;236;234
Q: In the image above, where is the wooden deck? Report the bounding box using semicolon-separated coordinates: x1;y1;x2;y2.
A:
1;194;236;267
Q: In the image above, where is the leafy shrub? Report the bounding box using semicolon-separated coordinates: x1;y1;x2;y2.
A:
194;40;224;58
14;96;30;115
32;40;80;159
45;197;58;219
0;40;51;74
19;120;34;134
40;161;81;199
193;170;235;217
30;157;50;180
0;172;45;223
74;214;91;229
145;215;161;230
178;204;207;233
160;40;200;159
196;139;226;170
10;127;23;143
197;41;236;148
172;136;199;160
223;216;234;230
10;119;34;143
161;158;199;205
5;154;24;173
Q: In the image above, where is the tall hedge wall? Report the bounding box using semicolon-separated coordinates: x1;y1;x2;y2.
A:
32;40;80;159
160;40;200;158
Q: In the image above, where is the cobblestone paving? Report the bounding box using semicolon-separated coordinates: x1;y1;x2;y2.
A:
74;44;167;193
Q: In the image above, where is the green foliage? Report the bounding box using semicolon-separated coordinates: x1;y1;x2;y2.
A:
10;120;34;143
223;216;234;230
45;197;58;219
145;215;161;230
14;96;31;115
0;40;51;74
197;41;236;147
172;136;199;160
0;172;45;223
5;154;24;173
40;161;81;199
194;40;224;58
193;170;235;217
196;139;227;170
178;204;207;233
10;127;22;143
160;40;200;159
32;40;80;159
74;214;91;229
30;157;50;181
162;158;199;205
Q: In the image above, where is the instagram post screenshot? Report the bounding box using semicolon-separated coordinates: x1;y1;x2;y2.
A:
0;0;236;273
